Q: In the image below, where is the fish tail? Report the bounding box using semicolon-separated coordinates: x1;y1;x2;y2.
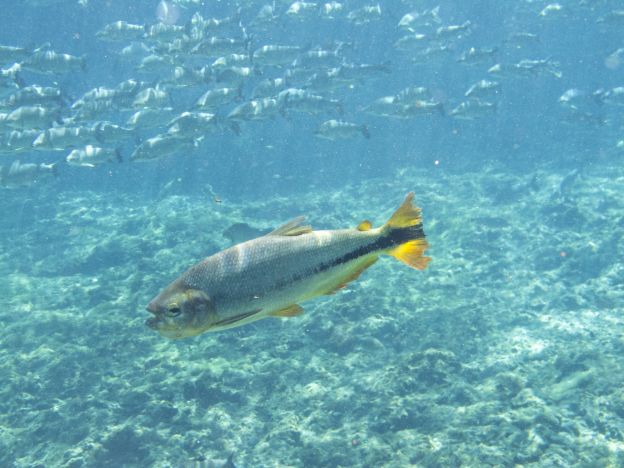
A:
382;192;430;270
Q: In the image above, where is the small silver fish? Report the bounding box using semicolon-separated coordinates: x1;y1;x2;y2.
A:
1;85;63;109
130;133;196;161
21;50;86;74
32;126;98;150
252;45;302;67
347;4;382;25
457;46;497;65
96;21;145;42
195;87;242;109
0;160;57;188
227;98;281;122
133;86;170;109
278;88;342;115
167;112;220;137
127;108;175;130
5;105;60;130
450;99;496;120
286;2;320;20
464;80;501;99
314;119;370;140
66;145;121;167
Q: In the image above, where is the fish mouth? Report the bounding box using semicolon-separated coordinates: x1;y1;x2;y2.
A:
145;302;160;329
145;316;160;329
145;313;183;339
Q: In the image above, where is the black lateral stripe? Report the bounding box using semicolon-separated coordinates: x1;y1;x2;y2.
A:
243;225;427;296
318;225;426;272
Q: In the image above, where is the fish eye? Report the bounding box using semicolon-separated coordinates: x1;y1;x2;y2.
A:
165;304;181;317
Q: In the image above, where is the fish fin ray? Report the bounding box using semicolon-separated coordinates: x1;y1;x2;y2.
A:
215;308;262;326
384;192;422;229
357;220;372;231
270;304;304;317
388;239;431;270
382;192;430;270
317;256;378;296
268;216;312;236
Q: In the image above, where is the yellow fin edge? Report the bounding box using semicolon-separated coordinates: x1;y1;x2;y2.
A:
385;192;422;229
357;220;373;231
270;304;304;318
388;239;431;270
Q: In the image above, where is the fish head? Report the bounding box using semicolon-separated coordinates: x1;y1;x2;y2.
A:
145;283;215;339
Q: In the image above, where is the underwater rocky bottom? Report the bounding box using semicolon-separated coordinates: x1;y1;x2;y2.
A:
0;162;623;467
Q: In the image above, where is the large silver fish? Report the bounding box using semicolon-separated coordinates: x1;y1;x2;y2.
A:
146;193;430;339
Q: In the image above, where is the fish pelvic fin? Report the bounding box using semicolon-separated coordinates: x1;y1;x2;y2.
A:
383;192;430;270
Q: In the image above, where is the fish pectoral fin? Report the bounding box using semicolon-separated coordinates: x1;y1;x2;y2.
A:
215;308;262;327
270;304;304;318
268;216;312;236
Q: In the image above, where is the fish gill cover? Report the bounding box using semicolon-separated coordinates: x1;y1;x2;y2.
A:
0;0;623;466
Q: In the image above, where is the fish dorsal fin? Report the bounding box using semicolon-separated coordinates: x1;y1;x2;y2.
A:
270;304;304;317
357;220;372;231
268;216;312;236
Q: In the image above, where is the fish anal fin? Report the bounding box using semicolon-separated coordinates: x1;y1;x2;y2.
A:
388;239;430;270
270;304;304;318
268;216;312;236
317;256;378;296
357;220;372;231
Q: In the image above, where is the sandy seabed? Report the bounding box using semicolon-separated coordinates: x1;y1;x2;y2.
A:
0;162;623;467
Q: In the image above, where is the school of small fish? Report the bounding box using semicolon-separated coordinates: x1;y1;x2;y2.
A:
1;1;623;187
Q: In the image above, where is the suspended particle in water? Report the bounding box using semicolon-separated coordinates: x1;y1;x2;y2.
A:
156;0;180;25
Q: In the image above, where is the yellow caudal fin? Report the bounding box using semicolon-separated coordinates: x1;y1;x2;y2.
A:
385;192;423;229
383;192;431;270
389;239;430;270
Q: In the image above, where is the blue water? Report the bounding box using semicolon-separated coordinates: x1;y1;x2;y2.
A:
1;1;623;466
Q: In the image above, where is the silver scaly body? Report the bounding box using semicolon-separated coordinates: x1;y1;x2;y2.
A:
182;227;381;330
146;193;429;339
